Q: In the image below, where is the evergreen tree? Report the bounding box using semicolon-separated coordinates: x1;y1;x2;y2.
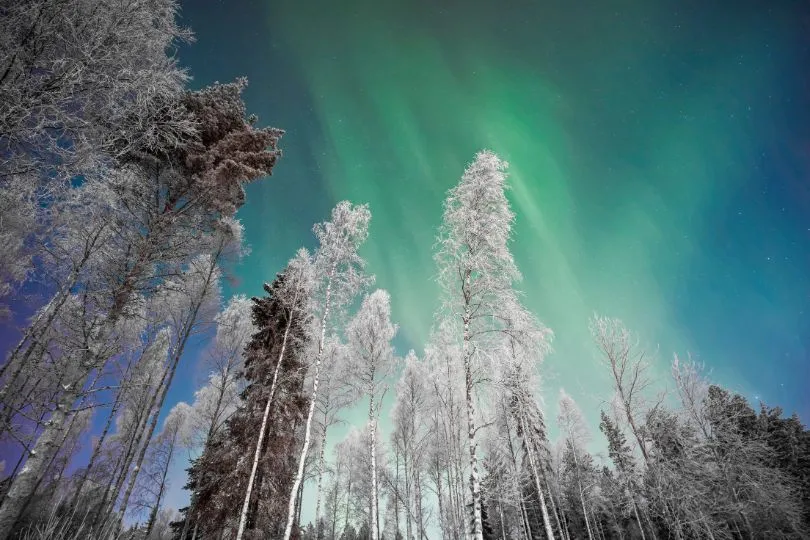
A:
179;272;310;538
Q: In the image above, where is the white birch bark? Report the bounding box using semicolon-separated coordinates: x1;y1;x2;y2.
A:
0;373;79;536
520;413;555;540
113;256;220;537
235;318;292;540
283;274;333;540
369;395;379;540
314;418;327;537
463;317;484;540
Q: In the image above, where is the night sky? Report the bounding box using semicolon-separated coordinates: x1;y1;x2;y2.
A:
169;0;810;519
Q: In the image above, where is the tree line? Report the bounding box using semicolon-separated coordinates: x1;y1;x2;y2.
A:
0;2;808;540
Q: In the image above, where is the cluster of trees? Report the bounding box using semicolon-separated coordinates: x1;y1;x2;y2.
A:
170;152;806;540
0;1;283;538
1;3;808;540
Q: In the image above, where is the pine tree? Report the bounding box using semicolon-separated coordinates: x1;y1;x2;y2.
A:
599;410;647;540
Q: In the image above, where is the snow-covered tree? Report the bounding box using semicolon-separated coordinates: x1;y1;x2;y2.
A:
0;0;195;315
187;294;255;450
422;321;468;538
345;290;398;540
131;402;192;538
434;150;525;540
111;252;223;536
283;201;372;540
557;389;595;540
234;249;314;540
390;351;432;540
313;336;356;538
589;315;658;464
0;77;282;537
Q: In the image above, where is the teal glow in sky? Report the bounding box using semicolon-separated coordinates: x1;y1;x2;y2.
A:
171;0;810;520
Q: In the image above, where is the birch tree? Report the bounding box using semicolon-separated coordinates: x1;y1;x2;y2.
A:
131;402;192;538
0;0;195;314
435;150;528;539
175;295;253;539
423;321;468;539
557;389;595;540
0;78;282;537
391;351;432;540
65;327;170;522
187;295;254;449
110;252;223;536
283;201;372;540
313;336;356;538
346;290;398;540
589;316;658;465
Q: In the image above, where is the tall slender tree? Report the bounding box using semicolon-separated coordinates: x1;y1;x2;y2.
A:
435;150;523;540
313;336;356;539
180;270;311;537
346;290;398;540
235;249;314;540
283;201;372;540
557;389;595;540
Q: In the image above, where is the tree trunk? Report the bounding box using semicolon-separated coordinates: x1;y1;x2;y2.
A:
434;457;446;540
404;450;412;540
0;367;82;537
545;477;566;540
368;376;379;540
497;499;507;540
519;413;555;540
0;246;93;385
415;474;425;539
0;298;115;532
570;448;593;540
296;466;305;526
0;214;166;535
345;472;353;532
114;372;170;534
112;256;218;537
631;496;647;540
283;272;333;540
95;396;152;530
236;314;293;540
518;499;532;540
314;409;328;540
67;365;127;514
145;433;177;537
393;448;401;538
462;316;483;540
331;464;340;540
442;467;452;536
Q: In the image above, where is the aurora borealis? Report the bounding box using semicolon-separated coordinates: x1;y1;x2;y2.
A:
172;0;809;521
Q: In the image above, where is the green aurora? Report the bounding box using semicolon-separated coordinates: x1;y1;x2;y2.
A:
173;0;810;522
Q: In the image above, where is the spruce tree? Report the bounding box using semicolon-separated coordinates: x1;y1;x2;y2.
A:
181;273;310;537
